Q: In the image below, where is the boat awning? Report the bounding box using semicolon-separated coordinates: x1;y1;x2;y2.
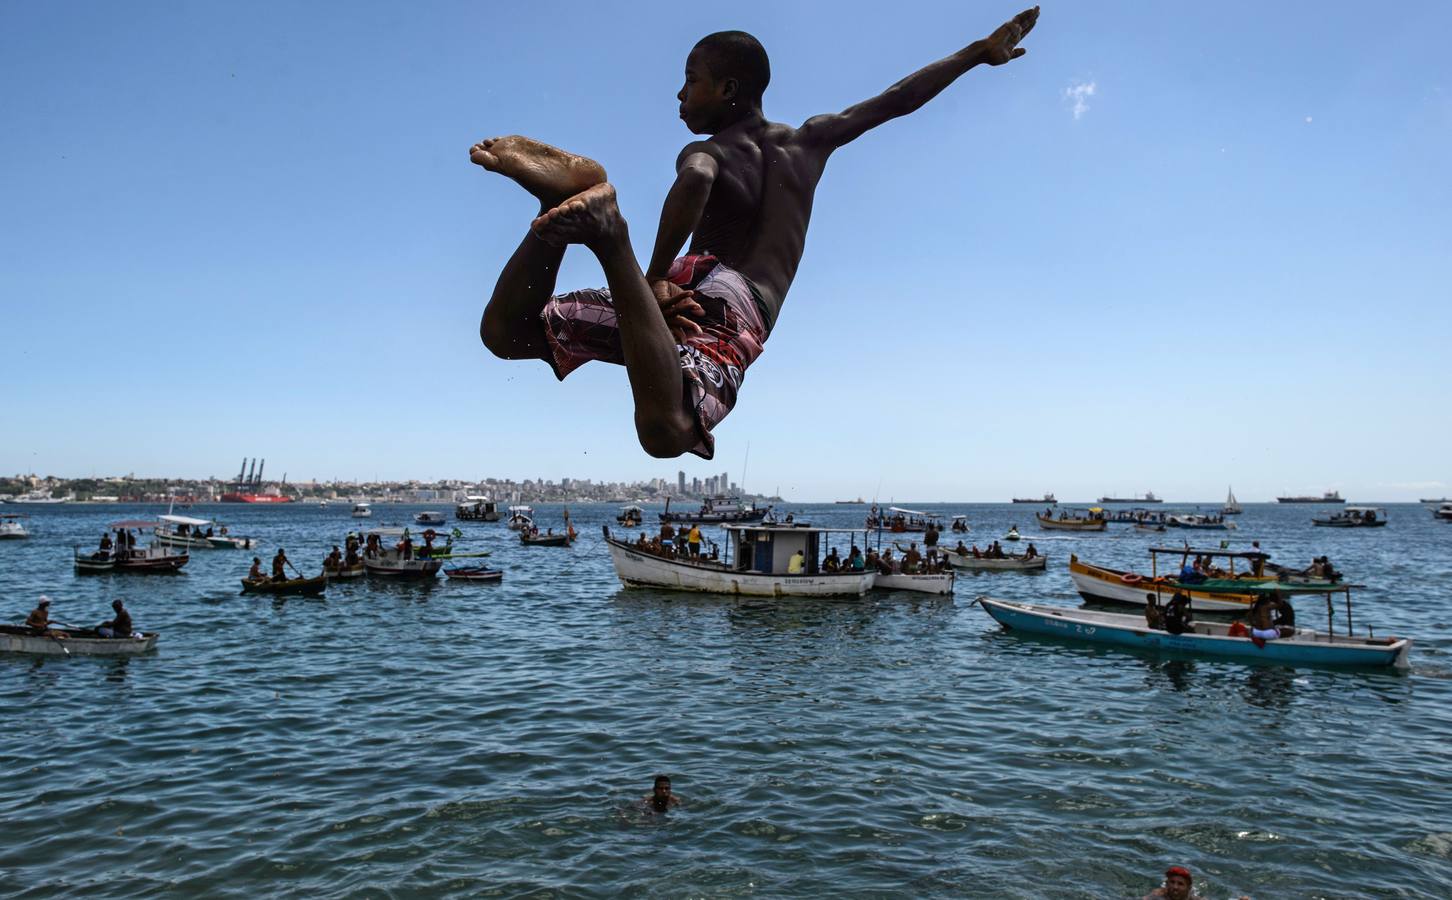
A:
887;507;931;516
1150;546;1268;559
366;527;408;537
109;519;159;528
159;514;212;526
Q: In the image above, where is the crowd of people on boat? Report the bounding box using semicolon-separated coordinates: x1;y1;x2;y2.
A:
22;596;138;640
633;522;717;561
948;539;1039;560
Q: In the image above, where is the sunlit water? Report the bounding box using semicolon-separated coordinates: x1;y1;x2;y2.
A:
1;502;1448;898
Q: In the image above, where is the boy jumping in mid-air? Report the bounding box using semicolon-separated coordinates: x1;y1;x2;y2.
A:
472;7;1039;459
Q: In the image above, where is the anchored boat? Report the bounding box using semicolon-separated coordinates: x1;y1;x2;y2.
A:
0;513;29;539
1312;506;1387;528
1037;509;1107;532
455;496;499;521
865;506;943;534
659;495;769;525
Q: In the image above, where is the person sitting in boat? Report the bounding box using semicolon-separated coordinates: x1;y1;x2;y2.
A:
848;546;865;570
272;549;290;582
635;532;649;549
659;521;675;551
971;544;981;558
1178;557;1206;585
98;599;133;639
787;549;806;575
1162;592;1193;635
989;540;1004;559
1143;593;1164;630
902;543;922;574
823;547;841;572
205;526;214;537
25;597;66;638
324;546;343;572
877;548;896;575
248;557;266;581
1024;543;1038;560
864;548;880;571
953;540;969;556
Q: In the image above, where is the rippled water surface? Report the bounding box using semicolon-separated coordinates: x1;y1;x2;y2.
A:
1;502;1449;898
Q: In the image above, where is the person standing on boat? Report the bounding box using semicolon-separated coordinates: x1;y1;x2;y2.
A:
659;521;676;554
272;549;290;582
1143;593;1164;630
99;532;113;554
1163;593;1193;636
686;524;702;558
248;557;266;581
1024;542;1038;560
98;600;133;639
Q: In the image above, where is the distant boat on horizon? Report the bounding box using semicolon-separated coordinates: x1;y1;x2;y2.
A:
1222;486;1242;515
1098;491;1161;504
1277;491;1344;504
1012;493;1056;504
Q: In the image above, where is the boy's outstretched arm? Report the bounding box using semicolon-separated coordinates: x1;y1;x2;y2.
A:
800;6;1038;151
644;144;720;337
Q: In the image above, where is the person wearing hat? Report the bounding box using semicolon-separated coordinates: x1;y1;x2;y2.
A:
98;599;133;639
1142;865;1251;900
25;596;66;638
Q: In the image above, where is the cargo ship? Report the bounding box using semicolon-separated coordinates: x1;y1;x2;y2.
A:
220;457;294;503
1276;491;1344;504
1098;491;1161;504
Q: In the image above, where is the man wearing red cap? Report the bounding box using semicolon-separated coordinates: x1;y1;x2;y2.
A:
1142;866;1201;900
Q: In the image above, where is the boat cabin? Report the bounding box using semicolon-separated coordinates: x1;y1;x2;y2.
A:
722;522;861;574
1313;506;1387;527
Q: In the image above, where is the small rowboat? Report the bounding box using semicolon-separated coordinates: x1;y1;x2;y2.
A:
977;596;1411;671
942;551;1047;572
241;575;327;596
74;547;117;574
445;566;504;582
1;625;159;657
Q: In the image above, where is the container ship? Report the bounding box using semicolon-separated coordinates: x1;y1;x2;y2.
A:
1098;491;1161;504
1276;491;1344;504
220;457;294;503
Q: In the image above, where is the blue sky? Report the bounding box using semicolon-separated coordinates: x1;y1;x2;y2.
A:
3;1;1449;501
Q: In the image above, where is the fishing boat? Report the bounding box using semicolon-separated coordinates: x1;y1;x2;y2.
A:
73;547;116;574
1434;503;1452;522
1277;490;1344;504
0;513;29;539
506;506;535;530
865;506;943;534
1012;493;1056;504
323;560;366;579
521;530;572;547
874;569;955;595
1222;486;1242;515
977;595;1410;671
1134;522;1167;533
1166;513;1234;531
445;566;504;582
361;527;445;579
155;514;256;550
1312;506;1387;528
949;515;970;533
659;495;768;525
1;625;158;657
617;504;644;527
456;496;499;521
241;575;327;596
1068;548;1339;612
107;522;189;572
941;549;1047;572
351;502;372;518
415;511;447;526
1036;509;1107;532
603;523;875;597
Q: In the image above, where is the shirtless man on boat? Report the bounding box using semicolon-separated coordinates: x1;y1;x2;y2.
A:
471;8;1039;458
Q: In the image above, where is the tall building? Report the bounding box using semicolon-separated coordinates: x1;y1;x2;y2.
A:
721;471;730;493
677;470;686;495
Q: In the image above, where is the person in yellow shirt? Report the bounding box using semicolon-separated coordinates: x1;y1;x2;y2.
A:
787;549;806;575
686;524;703;558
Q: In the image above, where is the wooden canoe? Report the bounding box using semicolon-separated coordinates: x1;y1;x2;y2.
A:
241;575;327;596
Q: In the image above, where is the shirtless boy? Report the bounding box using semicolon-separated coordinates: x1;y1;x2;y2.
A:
472;7;1039;458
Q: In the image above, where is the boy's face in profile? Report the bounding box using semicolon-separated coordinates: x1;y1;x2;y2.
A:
678;49;731;134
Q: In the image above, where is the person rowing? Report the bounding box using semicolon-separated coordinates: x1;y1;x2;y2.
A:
25;596;68;639
248;556;267;582
272;549;290;582
97;599;133;639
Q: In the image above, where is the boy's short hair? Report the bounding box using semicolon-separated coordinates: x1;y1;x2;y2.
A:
693;31;770;103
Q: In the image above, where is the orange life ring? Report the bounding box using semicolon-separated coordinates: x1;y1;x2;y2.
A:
1120;573;1143;585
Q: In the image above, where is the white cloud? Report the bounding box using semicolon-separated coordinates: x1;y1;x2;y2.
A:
1064;80;1096;120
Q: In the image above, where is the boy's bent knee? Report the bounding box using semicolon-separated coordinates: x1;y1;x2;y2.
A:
480;312;542;361
635;413;697;459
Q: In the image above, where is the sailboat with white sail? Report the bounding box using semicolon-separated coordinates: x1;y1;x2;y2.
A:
1222;486;1242;515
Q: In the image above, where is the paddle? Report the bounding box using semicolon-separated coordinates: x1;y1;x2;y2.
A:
19;620;70;656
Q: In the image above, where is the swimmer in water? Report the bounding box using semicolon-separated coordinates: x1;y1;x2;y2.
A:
644;775;681;812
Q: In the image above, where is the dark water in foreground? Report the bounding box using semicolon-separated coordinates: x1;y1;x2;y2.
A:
1;502;1449;898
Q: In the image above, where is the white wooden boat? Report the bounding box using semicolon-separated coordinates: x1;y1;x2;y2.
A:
1069;553;1257;612
977;597;1410;671
506;506;534;530
942;551;1047;572
351;502;372;518
445;566;503;582
74;547;116;573
324;561;366;579
0;513;29;539
604;524;874;597
865;506;942;533
415;511;447;526
456;497;498;521
874;571;955;595
361;528;443;579
1312;506;1387;528
1166;513;1234;530
154;513;256;549
1;625;158;657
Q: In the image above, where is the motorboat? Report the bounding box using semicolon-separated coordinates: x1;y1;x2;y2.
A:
1312;506;1387;528
0;514;29;539
1068;547;1339;612
506;506;535;530
361;527;445;579
415;511;447;526
865;506;943;533
1166;513;1234;531
1036;509;1107;532
456;496;499;521
351;502;372;518
108;521;189;572
155;513;255;550
3;490;72;504
617;504;644;527
1435;503;1452;522
1004;527;1021;542
949;515;970;533
977;596;1409;671
659;495;768;525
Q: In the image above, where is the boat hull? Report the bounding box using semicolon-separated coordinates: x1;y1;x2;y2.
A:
943;553;1048;572
241;576;326;596
363;556;442;579
445;567;503;582
0;627;158;657
979;597;1410;670
1037;514;1106;532
874;572;955;594
607;540;873;597
1069;556;1256;612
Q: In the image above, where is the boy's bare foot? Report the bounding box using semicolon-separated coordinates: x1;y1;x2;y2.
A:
531;183;625;250
468;136;607;208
